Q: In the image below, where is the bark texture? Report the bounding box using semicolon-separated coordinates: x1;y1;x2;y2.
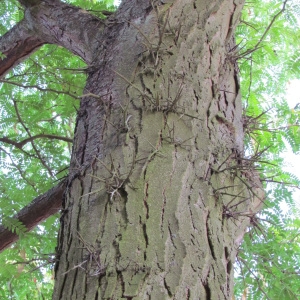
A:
0;19;44;78
52;0;264;299
0;179;66;252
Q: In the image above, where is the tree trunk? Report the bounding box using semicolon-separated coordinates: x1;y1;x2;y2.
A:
1;0;264;298
52;0;264;299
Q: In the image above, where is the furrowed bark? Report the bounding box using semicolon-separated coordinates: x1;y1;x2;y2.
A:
0;179;66;253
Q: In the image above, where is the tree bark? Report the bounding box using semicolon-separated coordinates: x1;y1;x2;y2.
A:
52;0;264;299
0;19;44;78
0;179;66;252
0;0;265;299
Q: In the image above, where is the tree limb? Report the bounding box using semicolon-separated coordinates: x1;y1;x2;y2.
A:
18;0;42;7
0;19;45;78
0;179;66;253
239;0;288;58
0;134;73;150
0;146;39;191
0;0;106;78
0;79;81;99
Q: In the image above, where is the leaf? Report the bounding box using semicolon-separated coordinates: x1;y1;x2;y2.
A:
2;217;27;236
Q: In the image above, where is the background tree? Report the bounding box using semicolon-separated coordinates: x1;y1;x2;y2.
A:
0;0;299;299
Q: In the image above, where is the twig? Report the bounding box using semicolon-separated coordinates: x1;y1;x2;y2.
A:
239;0;288;58
13;100;54;177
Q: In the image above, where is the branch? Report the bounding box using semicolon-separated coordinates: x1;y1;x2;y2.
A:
0;79;81;99
0;0;105;78
13;99;54;177
239;0;288;58
0;147;38;191
0;19;45;78
0;134;73;150
253;0;288;50
0;179;66;253
18;0;42;7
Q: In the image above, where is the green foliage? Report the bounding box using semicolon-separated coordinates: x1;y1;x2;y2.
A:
0;42;82;296
235;211;300;299
234;0;300;298
0;225;57;300
0;0;23;34
0;52;6;60
2;217;27;236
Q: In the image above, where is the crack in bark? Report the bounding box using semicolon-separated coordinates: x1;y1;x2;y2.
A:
94;290;99;300
163;277;173;297
224;246;232;295
118;270;126;298
142;223;148;249
139;216;148;260
143;182;149;219
56;261;68;298
70;267;80;298
168;224;177;249
119;186;130;227
186;287;191;300
81;115;90;165
190;263;197;272
203;280;211;300
188;194;196;231
193;89;199;113
205;213;216;260
160;186;167;235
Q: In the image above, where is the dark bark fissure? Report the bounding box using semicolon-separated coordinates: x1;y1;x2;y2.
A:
203;279;212;300
164;277;173;297
206;213;216;260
